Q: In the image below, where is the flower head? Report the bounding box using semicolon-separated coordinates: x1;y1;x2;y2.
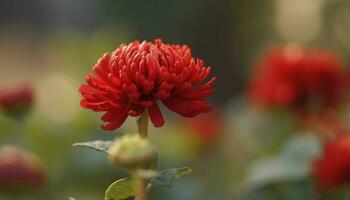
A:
248;45;348;114
313;133;350;191
0;145;46;192
0;84;34;118
79;39;216;130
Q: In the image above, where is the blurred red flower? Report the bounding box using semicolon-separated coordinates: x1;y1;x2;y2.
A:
79;39;216;130
183;111;224;147
248;45;348;114
313;133;350;191
0;145;45;191
0;84;33;117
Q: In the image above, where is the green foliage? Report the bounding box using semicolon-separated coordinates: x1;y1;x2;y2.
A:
242;134;322;200
319;185;350;200
240;179;316;200
105;178;134;200
73;140;113;153
104;167;192;200
175;167;193;178
150;167;192;188
246;134;321;188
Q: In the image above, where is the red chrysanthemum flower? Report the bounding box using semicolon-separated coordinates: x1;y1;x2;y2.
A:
248;45;348;114
0;84;33;116
313;133;350;191
0;145;46;192
79;39;216;130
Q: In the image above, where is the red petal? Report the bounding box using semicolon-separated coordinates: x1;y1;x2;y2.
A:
101;119;126;131
80;99;112;111
100;106;130;130
163;97;211;117
79;84;105;96
148;103;165;127
180;77;216;98
129;104;145;117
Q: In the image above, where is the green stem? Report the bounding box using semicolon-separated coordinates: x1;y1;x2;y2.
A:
135;110;149;200
18;119;26;147
134;172;147;200
138;110;149;138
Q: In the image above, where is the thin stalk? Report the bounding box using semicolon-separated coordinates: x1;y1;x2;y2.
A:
135;110;149;200
138;110;149;138
133;171;147;200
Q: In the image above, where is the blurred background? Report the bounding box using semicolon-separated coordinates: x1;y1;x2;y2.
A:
1;0;350;199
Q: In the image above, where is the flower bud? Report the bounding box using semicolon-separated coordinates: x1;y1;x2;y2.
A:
0;84;34;119
0;145;46;192
108;134;157;169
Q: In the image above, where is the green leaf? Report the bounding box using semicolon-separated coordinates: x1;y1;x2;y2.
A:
150;167;192;188
105;167;192;200
240;179;316;200
175;167;192;178
105;178;135;200
246;134;321;188
73;140;113;153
